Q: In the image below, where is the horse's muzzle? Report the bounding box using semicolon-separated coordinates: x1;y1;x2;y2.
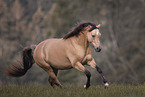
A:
95;47;102;52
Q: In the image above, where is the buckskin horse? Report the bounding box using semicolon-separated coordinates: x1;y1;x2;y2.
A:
6;22;109;89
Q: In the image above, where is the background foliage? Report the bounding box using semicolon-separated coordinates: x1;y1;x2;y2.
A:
0;0;145;85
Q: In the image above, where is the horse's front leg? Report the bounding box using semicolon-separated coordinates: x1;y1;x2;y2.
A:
72;62;91;89
87;58;109;88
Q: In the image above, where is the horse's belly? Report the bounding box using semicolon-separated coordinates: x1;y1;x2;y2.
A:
45;45;72;69
48;58;72;70
51;62;72;70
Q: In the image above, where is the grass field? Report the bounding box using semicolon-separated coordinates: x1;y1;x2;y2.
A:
0;84;144;97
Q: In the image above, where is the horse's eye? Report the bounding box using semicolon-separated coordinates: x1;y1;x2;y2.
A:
92;35;95;38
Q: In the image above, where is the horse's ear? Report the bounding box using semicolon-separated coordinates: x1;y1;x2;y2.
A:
96;24;101;28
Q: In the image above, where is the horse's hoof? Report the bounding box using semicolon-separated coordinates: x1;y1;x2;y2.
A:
84;85;86;88
84;84;90;89
104;82;109;88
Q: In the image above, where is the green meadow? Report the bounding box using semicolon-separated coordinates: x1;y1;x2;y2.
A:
0;84;144;97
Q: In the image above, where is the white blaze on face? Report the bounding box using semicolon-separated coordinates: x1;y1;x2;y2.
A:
96;29;99;35
93;29;99;35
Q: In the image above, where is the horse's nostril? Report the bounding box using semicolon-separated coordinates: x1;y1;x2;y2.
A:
95;47;101;52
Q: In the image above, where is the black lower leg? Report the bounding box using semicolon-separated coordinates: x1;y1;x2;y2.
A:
96;66;107;83
84;69;91;89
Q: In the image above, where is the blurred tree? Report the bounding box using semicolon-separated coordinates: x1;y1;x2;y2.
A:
0;0;144;85
48;0;79;38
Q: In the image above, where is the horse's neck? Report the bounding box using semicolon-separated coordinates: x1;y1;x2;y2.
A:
72;32;89;50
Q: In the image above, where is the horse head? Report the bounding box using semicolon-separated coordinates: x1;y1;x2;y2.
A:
87;24;102;52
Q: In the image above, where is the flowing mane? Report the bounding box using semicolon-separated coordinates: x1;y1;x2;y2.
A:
63;22;97;39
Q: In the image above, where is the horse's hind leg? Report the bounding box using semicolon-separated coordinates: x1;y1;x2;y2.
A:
36;61;62;87
48;70;57;87
48;69;61;87
45;67;62;87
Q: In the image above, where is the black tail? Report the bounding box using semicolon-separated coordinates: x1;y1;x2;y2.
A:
6;45;36;77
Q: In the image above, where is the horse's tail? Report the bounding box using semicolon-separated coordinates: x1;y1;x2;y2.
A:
6;45;36;77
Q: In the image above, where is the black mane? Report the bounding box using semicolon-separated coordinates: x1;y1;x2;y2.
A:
63;22;97;39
